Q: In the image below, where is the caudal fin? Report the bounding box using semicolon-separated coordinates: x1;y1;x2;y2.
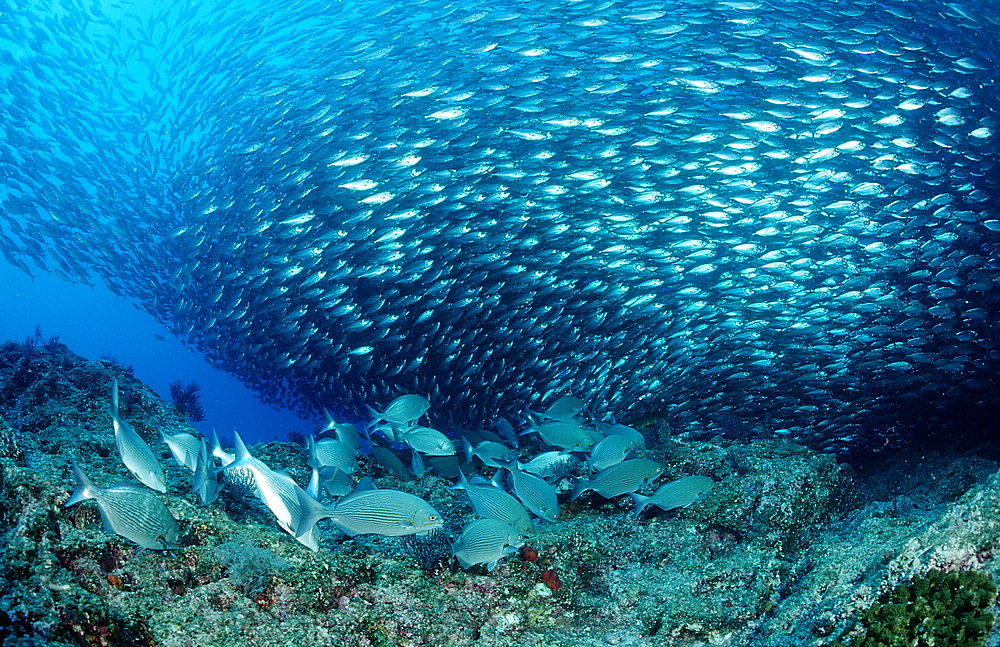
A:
569;477;589;501
294;486;338;539
66;458;97;507
629;492;649;519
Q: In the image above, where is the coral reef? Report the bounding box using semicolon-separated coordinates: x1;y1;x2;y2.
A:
0;339;998;647
168;381;205;423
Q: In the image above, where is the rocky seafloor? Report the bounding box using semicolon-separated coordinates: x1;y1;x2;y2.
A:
0;339;998;647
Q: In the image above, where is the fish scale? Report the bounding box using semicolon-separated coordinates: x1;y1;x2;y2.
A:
1;0;999;452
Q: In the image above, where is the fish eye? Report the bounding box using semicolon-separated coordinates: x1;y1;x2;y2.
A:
428;515;438;521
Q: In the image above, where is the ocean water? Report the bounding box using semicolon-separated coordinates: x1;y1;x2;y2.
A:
1;0;998;454
0;258;312;444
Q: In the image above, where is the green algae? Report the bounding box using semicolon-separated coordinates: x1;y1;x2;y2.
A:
831;569;997;647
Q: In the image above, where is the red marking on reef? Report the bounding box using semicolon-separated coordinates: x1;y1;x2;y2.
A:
540;569;562;590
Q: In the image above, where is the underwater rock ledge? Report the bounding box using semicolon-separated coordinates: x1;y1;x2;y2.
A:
0;340;998;647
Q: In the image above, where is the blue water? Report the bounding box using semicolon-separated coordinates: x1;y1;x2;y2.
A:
0;260;311;444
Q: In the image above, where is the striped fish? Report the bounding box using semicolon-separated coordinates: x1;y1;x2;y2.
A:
161;430;201;472
571;458;664;500
306;436;358;474
631;475;714;518
597;423;646;450
398;425;456;456
222;431;319;551
527;420;596;452
296;481;443;538
369;394;430;426
497;459;561;522
530;395;586;423
452;470;534;536
65;459;179;550
451;518;524;571
110;379;167;493
587;434;636;472
191;438;220;505
463;438;515;468
319;409;362;452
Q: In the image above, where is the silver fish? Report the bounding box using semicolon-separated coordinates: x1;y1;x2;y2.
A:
587;434;635;472
307;436;358;474
110;379;167;493
161;430;201;472
451;518;524;571
397;425;456;456
630;475;714;518
597;423;646;450
530;395;586;423
223;431;319;551
2;0;998;455
296;483;443;538
571;458;664;500
463;439;515;468
320;410;362;452
370;394;431;426
497;459;561;522
521;450;576;479
526;421;596;452
66;459;179;550
452;470;534;536
191;438;220;506
208;428;235;466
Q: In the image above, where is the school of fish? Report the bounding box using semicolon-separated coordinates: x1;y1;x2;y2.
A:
67;387;713;572
1;0;999;452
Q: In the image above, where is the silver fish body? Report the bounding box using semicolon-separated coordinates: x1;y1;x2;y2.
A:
398;425;456;456
587;434;635;472
631;475;714;518
223;431;319;551
162;431;201;472
307;436;358;474
111;379;167;493
297;486;443;538
66;459;179;550
452;470;535;536
372;394;431;426
520;450;576;479
571;458;664;500
498;460;561;522
451;518;524;571
464;439;515;468
191;438;221;505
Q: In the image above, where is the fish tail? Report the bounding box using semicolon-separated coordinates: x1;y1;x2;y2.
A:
460;437;474;464
569;477;588;501
628;492;648;519
321;408;335;430
293;486;337;539
232;430;251;461
306;467;321;500
450;467;469;491
66;458;96;506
